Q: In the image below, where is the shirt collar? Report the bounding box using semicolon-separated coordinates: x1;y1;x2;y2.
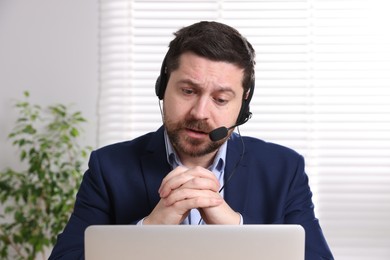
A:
164;129;227;172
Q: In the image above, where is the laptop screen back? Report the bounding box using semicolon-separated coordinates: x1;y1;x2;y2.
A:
85;225;305;260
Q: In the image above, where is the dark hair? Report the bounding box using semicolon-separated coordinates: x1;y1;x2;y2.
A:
165;21;256;94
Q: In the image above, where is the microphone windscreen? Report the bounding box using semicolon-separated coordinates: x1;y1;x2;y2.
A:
209;127;228;142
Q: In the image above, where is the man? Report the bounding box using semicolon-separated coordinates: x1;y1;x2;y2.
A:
49;21;333;259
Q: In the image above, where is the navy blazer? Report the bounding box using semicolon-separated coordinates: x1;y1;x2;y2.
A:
49;126;333;259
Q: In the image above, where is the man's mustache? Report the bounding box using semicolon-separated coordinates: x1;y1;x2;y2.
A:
181;119;212;133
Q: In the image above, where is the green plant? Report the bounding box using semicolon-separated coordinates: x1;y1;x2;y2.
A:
0;92;91;260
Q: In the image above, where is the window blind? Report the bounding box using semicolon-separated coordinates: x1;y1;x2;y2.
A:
98;1;390;259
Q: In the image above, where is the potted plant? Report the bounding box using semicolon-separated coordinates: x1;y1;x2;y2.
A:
0;92;91;260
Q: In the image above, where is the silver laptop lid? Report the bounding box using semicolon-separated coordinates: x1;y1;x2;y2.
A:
85;225;305;260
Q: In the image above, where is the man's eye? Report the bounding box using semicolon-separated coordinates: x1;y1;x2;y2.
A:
182;88;194;95
214;98;228;105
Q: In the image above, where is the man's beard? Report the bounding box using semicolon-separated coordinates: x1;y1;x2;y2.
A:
165;117;225;158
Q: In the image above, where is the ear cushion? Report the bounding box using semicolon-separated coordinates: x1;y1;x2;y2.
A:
155;76;164;100
155;56;168;100
236;80;255;125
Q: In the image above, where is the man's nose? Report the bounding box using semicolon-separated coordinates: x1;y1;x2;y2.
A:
189;96;210;120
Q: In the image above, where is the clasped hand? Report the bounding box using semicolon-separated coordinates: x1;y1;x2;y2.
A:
144;166;240;225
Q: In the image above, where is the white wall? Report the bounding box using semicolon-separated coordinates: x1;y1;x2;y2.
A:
0;0;98;170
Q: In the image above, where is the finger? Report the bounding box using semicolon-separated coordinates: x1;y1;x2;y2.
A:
163;188;222;207
169;194;223;210
158;166;188;194
180;176;220;192
144;199;190;225
199;201;241;224
161;175;220;199
159;166;219;197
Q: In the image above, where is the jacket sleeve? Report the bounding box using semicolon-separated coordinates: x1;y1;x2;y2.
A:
236;149;334;260
283;155;334;260
48;151;114;260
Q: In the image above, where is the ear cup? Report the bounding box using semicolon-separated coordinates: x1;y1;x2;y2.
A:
155;56;168;100
155;76;163;100
236;80;255;125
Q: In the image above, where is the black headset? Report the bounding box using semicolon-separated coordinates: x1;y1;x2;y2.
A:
155;54;254;127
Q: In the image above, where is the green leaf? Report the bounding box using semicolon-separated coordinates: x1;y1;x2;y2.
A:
70;127;79;137
22;125;36;135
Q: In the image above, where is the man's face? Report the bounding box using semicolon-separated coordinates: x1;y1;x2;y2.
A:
163;52;244;159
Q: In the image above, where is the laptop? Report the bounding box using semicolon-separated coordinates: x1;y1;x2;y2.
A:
85;225;305;260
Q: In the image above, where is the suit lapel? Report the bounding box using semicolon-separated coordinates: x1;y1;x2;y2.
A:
140;127;171;211
224;134;250;213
